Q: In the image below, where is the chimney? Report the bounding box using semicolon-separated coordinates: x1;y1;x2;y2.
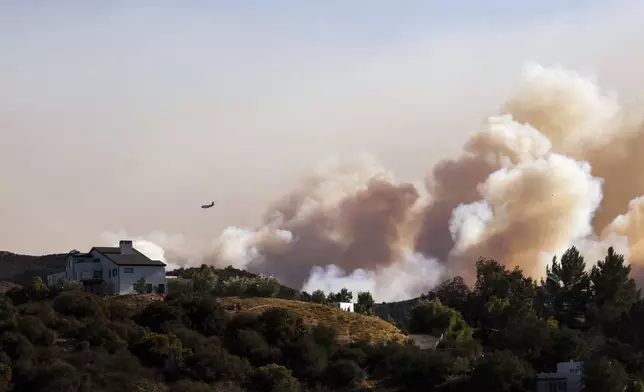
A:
119;240;133;255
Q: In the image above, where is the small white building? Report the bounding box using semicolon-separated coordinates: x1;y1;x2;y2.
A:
46;240;167;295
536;361;582;392
329;302;354;312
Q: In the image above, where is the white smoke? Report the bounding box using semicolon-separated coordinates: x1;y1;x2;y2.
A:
302;249;444;303
205;226;294;270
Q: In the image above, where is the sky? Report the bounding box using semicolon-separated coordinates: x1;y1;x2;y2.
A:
1;0;644;255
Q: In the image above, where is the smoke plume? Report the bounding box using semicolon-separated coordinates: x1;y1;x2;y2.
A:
137;64;644;302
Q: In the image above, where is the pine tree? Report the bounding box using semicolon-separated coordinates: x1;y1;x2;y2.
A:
590;247;639;324
542;247;591;327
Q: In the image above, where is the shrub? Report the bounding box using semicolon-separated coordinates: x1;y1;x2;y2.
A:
53;291;106;319
250;363;301;392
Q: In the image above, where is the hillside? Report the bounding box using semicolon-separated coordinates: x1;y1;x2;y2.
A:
0;250;416;335
218;296;408;344
0;251;67;287
3;245;644;391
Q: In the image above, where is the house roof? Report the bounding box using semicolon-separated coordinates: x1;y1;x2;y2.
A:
90;247;166;267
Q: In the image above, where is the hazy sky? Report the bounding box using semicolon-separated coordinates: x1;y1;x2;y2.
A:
1;0;644;255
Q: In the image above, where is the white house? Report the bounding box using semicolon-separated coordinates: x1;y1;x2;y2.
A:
329;302;354;312
46;240;167;295
536;361;582;392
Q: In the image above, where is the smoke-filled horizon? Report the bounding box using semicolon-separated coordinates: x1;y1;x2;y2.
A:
4;2;644;302
184;64;643;302
106;64;644;302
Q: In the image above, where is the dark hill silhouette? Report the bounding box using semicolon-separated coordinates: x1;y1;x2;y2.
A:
0;251;67;288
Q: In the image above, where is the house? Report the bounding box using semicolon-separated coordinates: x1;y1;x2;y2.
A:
46;240;167;295
329;302;354;312
536;361;582;392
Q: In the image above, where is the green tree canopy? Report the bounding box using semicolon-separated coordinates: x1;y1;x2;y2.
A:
541;246;591;327
409;298;473;342
590;247;639;324
355;291;375;315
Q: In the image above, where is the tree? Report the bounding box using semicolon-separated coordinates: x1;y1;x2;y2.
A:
355;291;375;315
52;291;108;318
192;265;219;294
582;356;628;392
541;327;590;369
590;247;638;324
132;332;183;369
473;258;536;332
250;363;301;392
409;298;473;342
7;277;51;305
468;350;534;392
475;258;535;303
541;247;591;327
176;296;228;337
134;278;146;294
388;349;456;390
488;311;556;369
327;288;352;303
27;277;49;301
221;277;250;296
298;291;311;302
251;363;300;392
247;276;281;298
311;290;326;304
135;302;183;333
167;277;193;297
337;288;352;302
426;276;471;314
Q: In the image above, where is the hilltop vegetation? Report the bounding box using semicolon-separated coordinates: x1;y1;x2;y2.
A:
167;265;302;300
2;246;644;391
216;297;407;344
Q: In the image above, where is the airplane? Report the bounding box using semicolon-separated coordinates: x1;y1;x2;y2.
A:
201;201;215;209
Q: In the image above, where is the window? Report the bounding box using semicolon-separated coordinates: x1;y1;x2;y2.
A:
157;284;165;294
93;258;100;263
108;270;111;278
558;381;566;391
548;383;557;392
124;268;134;274
113;268;118;276
145;284;152;293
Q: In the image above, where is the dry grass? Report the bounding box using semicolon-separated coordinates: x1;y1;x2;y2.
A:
218;296;409;344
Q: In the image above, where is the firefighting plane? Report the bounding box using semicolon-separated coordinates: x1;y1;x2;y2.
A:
201;201;215;209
